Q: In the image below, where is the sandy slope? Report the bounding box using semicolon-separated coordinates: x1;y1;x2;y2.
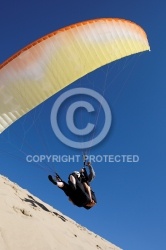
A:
0;175;122;250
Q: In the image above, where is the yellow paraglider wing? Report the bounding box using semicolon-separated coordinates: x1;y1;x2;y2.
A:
0;18;150;133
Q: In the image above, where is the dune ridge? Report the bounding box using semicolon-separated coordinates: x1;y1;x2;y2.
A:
0;175;122;250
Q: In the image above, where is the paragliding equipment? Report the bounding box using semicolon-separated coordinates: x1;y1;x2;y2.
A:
0;18;150;174
0;18;150;133
83;154;88;166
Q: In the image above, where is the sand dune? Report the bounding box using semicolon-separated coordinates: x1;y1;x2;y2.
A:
0;175;122;250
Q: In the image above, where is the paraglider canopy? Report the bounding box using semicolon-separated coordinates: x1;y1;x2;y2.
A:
0;18;150;133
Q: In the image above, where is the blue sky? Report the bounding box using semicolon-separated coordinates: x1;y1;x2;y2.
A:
0;1;166;250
